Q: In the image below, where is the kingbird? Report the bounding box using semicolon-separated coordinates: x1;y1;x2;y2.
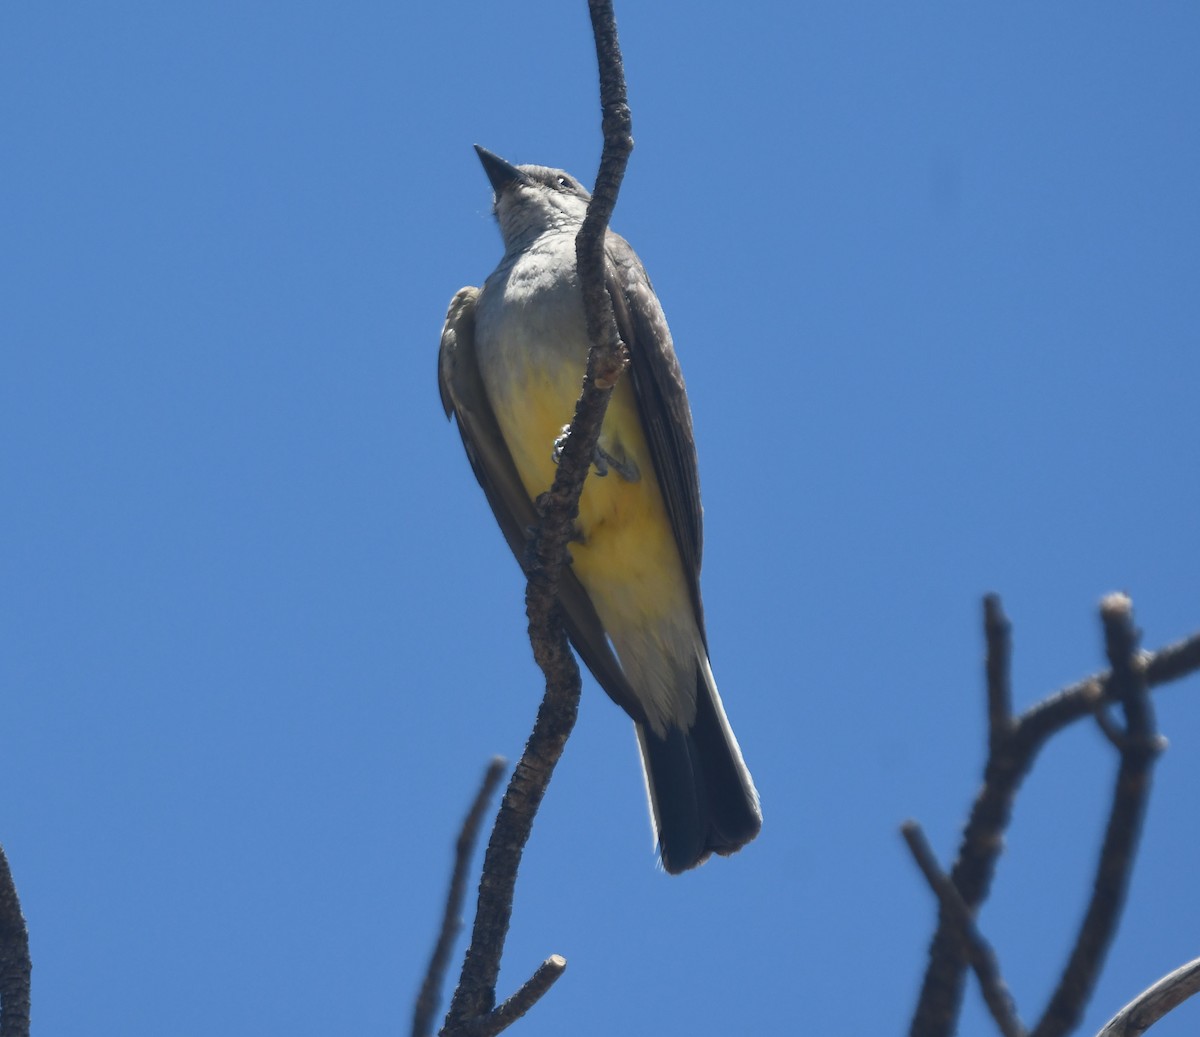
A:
438;146;761;873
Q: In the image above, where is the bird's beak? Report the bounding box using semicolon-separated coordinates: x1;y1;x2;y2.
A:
475;145;528;194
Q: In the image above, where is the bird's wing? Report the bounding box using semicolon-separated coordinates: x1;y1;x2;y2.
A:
605;237;707;643
437;286;647;723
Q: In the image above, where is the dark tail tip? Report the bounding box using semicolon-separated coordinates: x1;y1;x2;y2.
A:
640;684;761;874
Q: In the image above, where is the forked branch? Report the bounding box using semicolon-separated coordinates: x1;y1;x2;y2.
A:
908;594;1198;1037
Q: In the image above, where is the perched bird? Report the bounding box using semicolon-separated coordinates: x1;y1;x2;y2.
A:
438;146;760;873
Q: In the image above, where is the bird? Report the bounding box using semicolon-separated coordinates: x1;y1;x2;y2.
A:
438;145;761;873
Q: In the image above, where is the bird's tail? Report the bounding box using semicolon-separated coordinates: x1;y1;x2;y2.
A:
636;658;761;874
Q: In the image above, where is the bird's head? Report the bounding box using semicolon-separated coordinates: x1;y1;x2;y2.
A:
475;145;592;248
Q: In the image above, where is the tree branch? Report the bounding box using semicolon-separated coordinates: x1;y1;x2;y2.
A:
412;759;507;1037
0;844;31;1037
1096;956;1200;1037
1031;595;1163;1037
985;593;1014;745
909;596;1199;1037
439;3;633;1034
901;821;1025;1037
459;956;568;1037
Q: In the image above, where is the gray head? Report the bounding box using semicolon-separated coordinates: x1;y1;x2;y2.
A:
475;145;592;248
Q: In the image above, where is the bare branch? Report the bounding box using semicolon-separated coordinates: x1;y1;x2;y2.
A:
910;598;1198;1037
441;4;632;1034
1144;630;1200;688
458;956;568;1037
911;597;1039;1037
0;844;31;1037
575;0;633;392
441;681;579;1034
1031;596;1163;1037
1096;957;1200;1037
901;821;1025;1037
412;759;507;1037
1018;624;1200;746
985;594;1014;743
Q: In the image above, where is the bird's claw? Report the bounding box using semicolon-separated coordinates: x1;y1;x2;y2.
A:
550;426;639;482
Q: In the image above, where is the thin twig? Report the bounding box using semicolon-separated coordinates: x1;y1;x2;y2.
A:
909;600;1200;1037
575;0;633;392
902;821;1026;1037
1031;596;1162;1037
1096;956;1200;1037
412;759;507;1037
440;3;632;1034
441;676;580;1034
985;594;1014;744
911;597;1037;1037
459;956;568;1037
1018;624;1200;745
0;844;31;1037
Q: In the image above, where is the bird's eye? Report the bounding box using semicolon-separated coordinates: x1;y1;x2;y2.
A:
555;176;572;190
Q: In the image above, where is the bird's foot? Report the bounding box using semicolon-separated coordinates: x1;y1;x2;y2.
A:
551;426;640;482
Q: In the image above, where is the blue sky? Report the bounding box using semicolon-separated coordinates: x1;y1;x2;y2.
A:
3;3;1199;1035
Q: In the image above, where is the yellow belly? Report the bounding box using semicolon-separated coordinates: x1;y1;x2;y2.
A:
494;364;690;630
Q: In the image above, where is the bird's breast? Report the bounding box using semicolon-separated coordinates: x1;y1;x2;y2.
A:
475;239;593;496
474;236;687;619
